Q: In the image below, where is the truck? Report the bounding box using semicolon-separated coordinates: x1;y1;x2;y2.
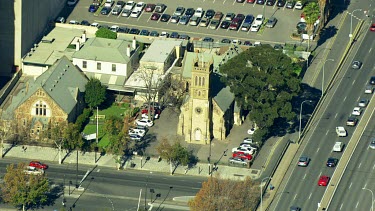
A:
336;126;347;137
333;142;343;152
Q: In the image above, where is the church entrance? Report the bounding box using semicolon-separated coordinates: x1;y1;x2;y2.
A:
194;128;201;141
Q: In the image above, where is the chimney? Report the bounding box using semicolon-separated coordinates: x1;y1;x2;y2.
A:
127;45;131;57
76;40;80;51
132;37;136;49
81;31;86;43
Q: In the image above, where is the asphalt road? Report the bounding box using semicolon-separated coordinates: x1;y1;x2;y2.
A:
64;0;302;44
272;20;375;211
0;157;204;211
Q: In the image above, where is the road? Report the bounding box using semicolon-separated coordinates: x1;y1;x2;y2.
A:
64;0;302;44
0;158;204;211
272;18;375;211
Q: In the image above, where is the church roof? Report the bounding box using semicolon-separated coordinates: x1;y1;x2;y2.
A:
213;86;234;112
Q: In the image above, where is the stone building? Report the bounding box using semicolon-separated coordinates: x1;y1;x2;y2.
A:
0;56;88;139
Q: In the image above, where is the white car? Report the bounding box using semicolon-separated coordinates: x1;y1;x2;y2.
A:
135;119;154;127
104;0;114;7
141;113;160;119
359;99;369;107
110;25;119;32
239;145;257;151
254;14;264;25
130;10;141;18
365;85;373;94
333;142;343;152
134;2;145;11
69;20;80;25
232;147;256;155
124;1;135;10
243;138;254;144
128;128;146;137
352;107;362;116
294;1;304;9
90;22;100;28
250;24;260;32
160;31;169;37
67;0;78;6
247;127;256;135
194;8;204;18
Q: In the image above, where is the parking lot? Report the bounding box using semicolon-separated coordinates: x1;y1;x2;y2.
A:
66;0;303;44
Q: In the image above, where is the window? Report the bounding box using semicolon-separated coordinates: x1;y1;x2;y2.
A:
202;77;205;86
112;64;116;72
195;76;198;86
97;62;101;70
35;101;47;116
82;61;87;68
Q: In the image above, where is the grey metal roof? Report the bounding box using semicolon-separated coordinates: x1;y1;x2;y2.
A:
72;37;133;63
140;40;182;64
1;56;88;119
213;86;234;112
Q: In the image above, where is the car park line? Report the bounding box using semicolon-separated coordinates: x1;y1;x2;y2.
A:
351;80;356;85
334;113;338;119
339;203;343;210
137;12;144;21
308;192;312;200
232;0;236;5
325;130;329;136
293;193;297;200
355;201;359;209
349;182;352;189
316;147;320;153
343;96;347;102
147;14;151;22
303;173;307;180
358;162;361;168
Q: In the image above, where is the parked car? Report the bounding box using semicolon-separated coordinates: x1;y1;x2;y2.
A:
140;29;150;36
285;1;295;8
112;6;123;15
122;9;132;17
202;37;214;42
29;161;48;169
244;14;254;24
241;23;251;31
297;156;310;167
24;166;44;175
69;20;80;25
359;99;369;107
185;8;195;17
209;20;220;29
90;22;100;28
266;17;277;28
129;128;146;137
351;60;362;69
135;119;153;127
104;0;114;7
189;16;201;26
276;0;285;7
174;6;185;16
129;28;140;34
194;7;204;18
352;107;362;116
118;27;130;33
205;9;215;19
151;13;161;21
130;10;141;18
160;14;171;22
213;11;223;21
248;127;257;134
67;0;78;6
101;7;111;15
229;157;249;165
150;31;159;37
179;16;190;25
240;143;258;149
160;31;169;38
243;138;254;144
266;0;275;6
221;38;231;43
294;1;304;9
155;3;166;13
232;147;256;155
225;13;235;21
318;175;330;186
370;23;375;31
220;21;231;29
134;2;145;11
145;4;156;12
129;134;142;141
200;18;210;27
346;116;358;126
170;15;180;23
110;25;119;32
233;152;253;160
170;32;179;38
256;0;265;4
88;4;99;13
179;34;190;40
326;157;338;167
254;14;264;25
124;1;135;10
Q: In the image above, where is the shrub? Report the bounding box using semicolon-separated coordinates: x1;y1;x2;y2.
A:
75;108;92;131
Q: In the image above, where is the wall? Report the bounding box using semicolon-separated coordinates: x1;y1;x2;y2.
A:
73;58;129;77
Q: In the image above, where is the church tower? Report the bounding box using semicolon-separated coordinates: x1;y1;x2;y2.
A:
188;56;213;144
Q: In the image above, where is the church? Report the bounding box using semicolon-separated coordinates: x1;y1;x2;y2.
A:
177;48;243;145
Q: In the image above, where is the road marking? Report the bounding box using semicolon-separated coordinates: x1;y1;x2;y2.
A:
293;193;297;200
355;201;359;208
373;163;375;169
340;203;343;210
308;192;312;199
343;96;347;102
335;113;338;119
325;130;329;135
358;162;362;168
370;48;373;53
352;80;356;85
316;147;320;153
349;182;352;189
364;183;368;188
96;169;100;172
303;173;307;180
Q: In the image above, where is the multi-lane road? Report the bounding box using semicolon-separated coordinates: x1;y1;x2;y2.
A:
0;158;204;210
272;19;375;210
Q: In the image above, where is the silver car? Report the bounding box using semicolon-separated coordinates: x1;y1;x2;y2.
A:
229;157;249;165
297;156;310;167
179;15;189;25
189;16;201;26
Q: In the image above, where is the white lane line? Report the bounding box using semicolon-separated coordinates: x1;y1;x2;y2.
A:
358;162;362;168
357;96;361;101
364;183;368;188
308;192;312;199
303;173;307;180
335;113;338;119
370;48;372;53
293;193;297;200
352;80;356;85
326;130;329;135
355;201;359;208
340;203;343;210
373;163;375;169
97;169;100;172
316;147;320;153
349;182;352;189
343;96;347;102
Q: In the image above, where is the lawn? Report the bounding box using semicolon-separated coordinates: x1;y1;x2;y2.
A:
83;103;131;148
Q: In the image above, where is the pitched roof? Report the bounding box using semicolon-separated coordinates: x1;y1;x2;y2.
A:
1;56;88;119
213;86;234;112
72;37;133;63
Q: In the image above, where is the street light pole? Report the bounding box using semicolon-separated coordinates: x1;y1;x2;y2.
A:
322;59;334;97
350;9;362;41
362;187;374;211
211;149;228;178
299;100;312;140
260;176;272;211
144;172;152;210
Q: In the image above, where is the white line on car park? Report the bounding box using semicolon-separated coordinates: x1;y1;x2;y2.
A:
334;113;338;119
369;48;372;53
343;96;347;102
303;173;307;180
351;80;355;85
232;0;236;5
355;201;359;208
316;147;320;153
293;193;297;200
349;182;352;189
358;162;362;168
373;163;375;169
325;130;329;135
308;192;312;199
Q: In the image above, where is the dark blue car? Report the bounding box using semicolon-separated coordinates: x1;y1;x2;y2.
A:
88;4;99;13
101;7;111;15
244;15;254;24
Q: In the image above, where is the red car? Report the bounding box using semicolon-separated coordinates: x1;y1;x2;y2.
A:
29;161;48;169
232;152;252;160
370;23;375;31
318;175;330;186
145;4;155;12
247;0;255;3
151;13;161;21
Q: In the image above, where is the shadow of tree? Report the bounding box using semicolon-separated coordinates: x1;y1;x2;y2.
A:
315;25;338;50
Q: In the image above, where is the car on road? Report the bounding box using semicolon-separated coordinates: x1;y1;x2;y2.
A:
194;7;204;18
189;16;201;26
130;10;141;18
336;126;347;137
297;156;310;167
370;76;375;85
135;118;153;127
179;16;190;25
205;9;215;19
359;99;369;107
370;139;375;149
174;6;185;16
202;37;214;42
200;18;210;27
88;4;99;13
170;15;179;23
122;9;132;17
266;17;277;28
155;3;166;13
144;4;155;12
129;28;140;34
352;107;362;116
124;1;135;10
110;25;119;32
170;32;179;38
326;157;338;167
365;85;373;94
294;1;304;9
333;142;343;152
254;14;264;25
140;29;149;36
160;14;171;22
229;157;249;165
290;206;301;211
29;161;48;169
220;21;231;29
370;23;375;31
101;7;111;15
151;13;160;21
209;20;220;29
285;1;295;8
185;8;195;17
149;31;159;37
346;116;358;126
318;175;330;186
225;13;235;21
351;60;362;69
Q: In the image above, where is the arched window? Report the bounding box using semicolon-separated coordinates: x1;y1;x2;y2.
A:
198;91;201;96
34;101;48;116
202;77;205;86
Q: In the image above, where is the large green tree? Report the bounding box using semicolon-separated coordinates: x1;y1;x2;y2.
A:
220;45;300;134
95;27;117;39
62;123;84;151
84;78;107;109
0;163;50;211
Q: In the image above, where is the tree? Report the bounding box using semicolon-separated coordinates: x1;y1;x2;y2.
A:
0;163;50;211
103;115;130;169
303;2;320;49
39;120;68;164
189;176;259;211
62;123;84;151
84;77;107;109
219;45;300;139
95;27;117;39
158;74;186;107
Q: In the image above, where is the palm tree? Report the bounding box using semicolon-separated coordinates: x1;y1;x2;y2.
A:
302;2;320;49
